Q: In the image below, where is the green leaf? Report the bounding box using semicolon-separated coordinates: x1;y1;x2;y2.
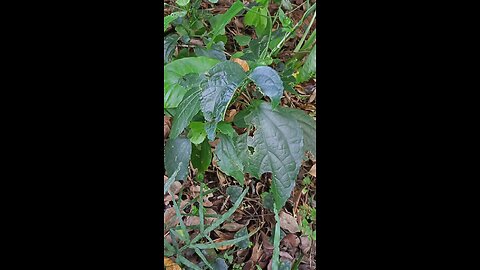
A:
208;0;219;3
281;0;293;10
169;77;204;139
191;139;212;174
233;106;254;128
261;192;274;211
194;42;227;61
234;227;249;249
164;57;219;108
245;101;303;209
176;0;190;7
188;122;207;145
165;136;192;181
226;186;243;203
244;6;268;36
209;0;244;45
164;34;179;64
215;133;247;184
216;122;236;138
297;44;316;83
249;66;284;109
164;11;186;32
278;107;316;158
234;35;251;46
200;61;246;140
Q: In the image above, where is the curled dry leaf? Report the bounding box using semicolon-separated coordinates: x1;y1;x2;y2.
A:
164;116;171;139
184;216;200;226
300;236;312;254
282;233;300;250
279;211;300;233
164;208;180;231
164;257;181;270
168;181;182;195
231;58;250;72
205;208;218;225
225;109;238;122
308;164;316;177
221;222;245;232
279;251;294;261
260;231;274;250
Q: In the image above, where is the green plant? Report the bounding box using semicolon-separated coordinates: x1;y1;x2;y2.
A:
164;1;316;269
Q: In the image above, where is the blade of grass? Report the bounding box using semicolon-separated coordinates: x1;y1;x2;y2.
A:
164;162;182;195
189;187;249;245
271;205;281;270
177;254;203;270
199;183;205;233
168;189;190;245
293;11;316;53
194;247;214;270
192;226;260;249
300;29;316;51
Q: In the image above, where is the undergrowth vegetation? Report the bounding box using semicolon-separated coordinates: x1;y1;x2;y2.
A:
164;0;316;269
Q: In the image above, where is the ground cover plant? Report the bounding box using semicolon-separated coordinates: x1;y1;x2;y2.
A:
164;0;316;269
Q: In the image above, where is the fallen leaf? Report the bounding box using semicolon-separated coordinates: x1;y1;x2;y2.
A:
164;257;181;270
168;181;182;195
221;222;245;232
184;216;200;226
225;109;238;122
164;207;179;230
279;211;300;233
279;251;294;261
308;164;316;177
231;58;250;72
281;233;300;250
300;236;312;254
205;208;217;225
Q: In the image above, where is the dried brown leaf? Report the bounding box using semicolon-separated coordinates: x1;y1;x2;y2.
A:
279;211;300;233
164;257;181;270
308;164;316;177
221;222;245;232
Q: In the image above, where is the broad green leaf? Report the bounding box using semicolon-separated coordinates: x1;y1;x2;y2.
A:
261;192;274;211
164;57;219;108
169;76;204;139
200;61;246;140
249;66;284;109
164;34;179;64
209;0;244;45
245;101;303;209
234;35;251;46
215;133;247;184
176;0;190;7
233;106;254;128
194;42;227;61
165;136;192;181
191;138;212;174
278;8;292;29
226;186;243;203
234;227;249;249
244;6;268;36
297;44;316;83
216;121;236;138
279;107;316;158
164;11;186;32
188;122;207;145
